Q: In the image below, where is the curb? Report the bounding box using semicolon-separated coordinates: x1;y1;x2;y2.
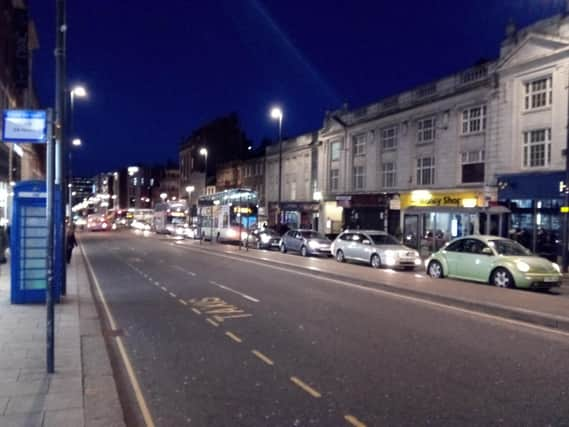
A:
77;243;127;427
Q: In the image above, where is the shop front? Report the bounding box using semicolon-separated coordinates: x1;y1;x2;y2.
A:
401;189;508;256
334;193;400;236
268;201;320;230
497;171;564;261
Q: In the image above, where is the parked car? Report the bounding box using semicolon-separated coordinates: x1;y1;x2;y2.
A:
280;229;332;257
426;235;561;290
331;230;422;269
243;228;281;249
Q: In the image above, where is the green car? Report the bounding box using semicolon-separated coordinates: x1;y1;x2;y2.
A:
426;235;561;290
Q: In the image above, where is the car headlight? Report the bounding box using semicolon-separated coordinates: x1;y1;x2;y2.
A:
260;234;271;243
385;249;395;257
414;251;420;257
515;261;530;273
414;258;422;266
308;240;320;249
552;262;561;273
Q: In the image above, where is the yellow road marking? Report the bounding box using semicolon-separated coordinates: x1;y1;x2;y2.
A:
290;376;321;398
179;299;187;305
225;331;242;343
345;415;367;427
192;308;202;315
169;292;177;298
160;286;168;292
251;350;274;366
206;318;219;327
80;243;156;427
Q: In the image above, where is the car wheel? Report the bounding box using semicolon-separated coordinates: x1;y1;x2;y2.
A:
428;261;444;278
336;249;345;263
491;268;515;288
370;254;381;269
300;245;308;257
280;243;287;253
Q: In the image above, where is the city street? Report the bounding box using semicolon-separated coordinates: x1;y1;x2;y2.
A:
81;230;569;426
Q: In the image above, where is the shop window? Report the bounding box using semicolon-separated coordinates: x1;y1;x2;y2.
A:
416;156;435;185
522;129;551;168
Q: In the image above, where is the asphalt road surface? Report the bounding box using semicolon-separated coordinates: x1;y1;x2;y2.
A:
81;230;569;427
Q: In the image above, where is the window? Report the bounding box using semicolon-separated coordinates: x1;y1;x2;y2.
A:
417;118;435;143
446;239;464;252
523;129;551;168
382;162;396;188
330;169;339;191
331;141;341;161
353;134;366;156
353;166;365;190
416;156;435;185
461;106;486;134
381;126;398;151
461;150;485;183
290;181;296;200
524;76;552;110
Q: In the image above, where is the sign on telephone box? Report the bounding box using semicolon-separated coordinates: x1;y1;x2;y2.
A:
11;181;62;304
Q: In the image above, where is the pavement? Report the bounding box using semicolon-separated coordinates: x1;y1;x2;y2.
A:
0;246;125;426
79;230;569;426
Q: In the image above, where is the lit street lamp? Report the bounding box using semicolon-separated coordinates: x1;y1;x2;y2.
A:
72;138;82;147
270;106;283;226
67;85;88;218
160;193;167;202
199;148;211;243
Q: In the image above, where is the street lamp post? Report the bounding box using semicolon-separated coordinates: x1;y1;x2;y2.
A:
270;107;283;228
67;86;87;219
199;148;211;243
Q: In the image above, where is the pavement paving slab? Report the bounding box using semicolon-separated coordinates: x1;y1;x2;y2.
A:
0;247;125;427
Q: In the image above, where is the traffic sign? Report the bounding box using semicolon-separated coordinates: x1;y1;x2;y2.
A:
2;110;47;143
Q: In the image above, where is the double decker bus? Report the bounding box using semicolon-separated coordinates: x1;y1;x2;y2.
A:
198;188;258;242
153;202;188;234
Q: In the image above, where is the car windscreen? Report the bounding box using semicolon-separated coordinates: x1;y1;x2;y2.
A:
301;231;324;239
369;234;400;245
488;239;531;256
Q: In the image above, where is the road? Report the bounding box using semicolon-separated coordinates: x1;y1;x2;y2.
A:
81;230;569;426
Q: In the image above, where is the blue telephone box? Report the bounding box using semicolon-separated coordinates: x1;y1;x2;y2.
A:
11;181;62;304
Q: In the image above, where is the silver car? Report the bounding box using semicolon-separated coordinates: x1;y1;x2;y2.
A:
331;230;422;269
280;229;332;257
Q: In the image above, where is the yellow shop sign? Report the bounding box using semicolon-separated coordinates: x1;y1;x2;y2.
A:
402;190;481;208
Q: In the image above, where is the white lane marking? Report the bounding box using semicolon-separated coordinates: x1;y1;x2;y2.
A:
171;243;569;339
172;265;197;276
208;280;260;303
80;243;156;427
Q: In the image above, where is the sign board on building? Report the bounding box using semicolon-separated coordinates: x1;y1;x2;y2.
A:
561;206;569;213
2;110;47;143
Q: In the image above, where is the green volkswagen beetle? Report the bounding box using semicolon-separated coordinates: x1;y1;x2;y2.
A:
426;235;561;290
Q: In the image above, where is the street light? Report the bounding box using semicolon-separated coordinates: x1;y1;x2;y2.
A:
67;85;88;219
270;106;283;227
72;138;82;147
199;148;211;242
160;193;167;202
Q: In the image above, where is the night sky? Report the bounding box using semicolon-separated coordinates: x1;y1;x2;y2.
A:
27;0;565;177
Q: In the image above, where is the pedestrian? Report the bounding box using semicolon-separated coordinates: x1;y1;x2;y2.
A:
66;225;77;264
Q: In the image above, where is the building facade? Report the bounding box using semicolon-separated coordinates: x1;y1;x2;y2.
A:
265;132;319;229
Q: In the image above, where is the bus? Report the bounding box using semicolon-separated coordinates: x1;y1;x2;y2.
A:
198;188;258;242
153;202;188;234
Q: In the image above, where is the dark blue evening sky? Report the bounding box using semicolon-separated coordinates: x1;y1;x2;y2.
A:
28;0;565;176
